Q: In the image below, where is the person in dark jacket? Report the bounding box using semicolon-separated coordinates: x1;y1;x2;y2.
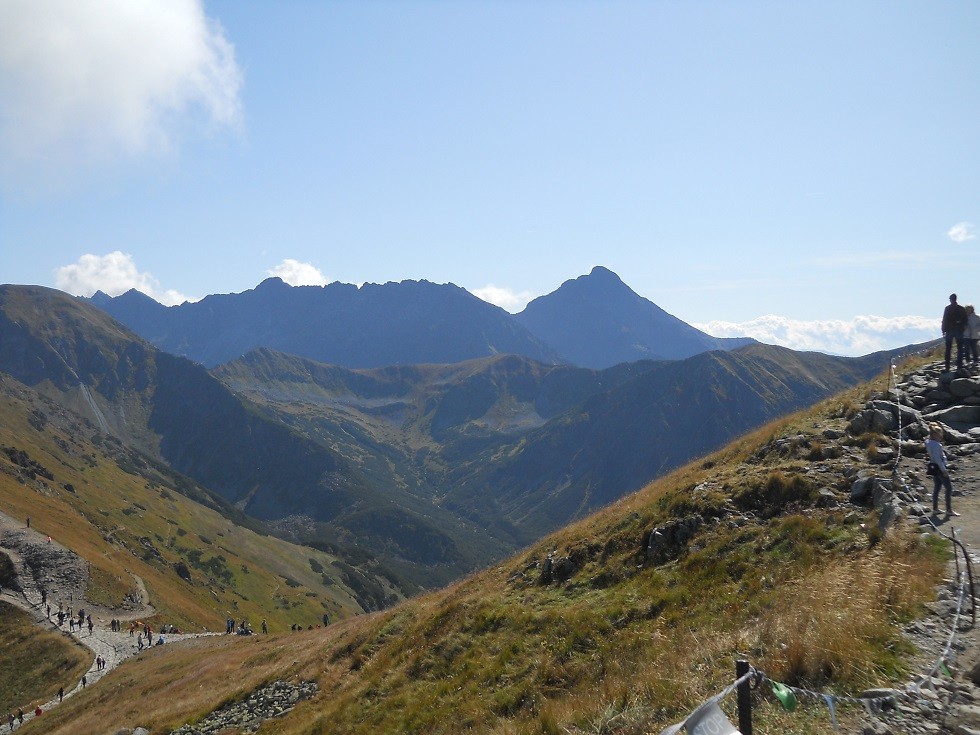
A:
942;293;969;372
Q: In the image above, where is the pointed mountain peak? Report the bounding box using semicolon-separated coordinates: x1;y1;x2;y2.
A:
118;288;162;304
255;276;290;291
546;266;636;303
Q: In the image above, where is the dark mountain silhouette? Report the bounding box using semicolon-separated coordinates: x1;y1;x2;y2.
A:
515;266;754;368
90;277;562;369
87;267;753;370
0;285;499;587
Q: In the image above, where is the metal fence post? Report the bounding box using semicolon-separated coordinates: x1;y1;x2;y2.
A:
736;660;752;735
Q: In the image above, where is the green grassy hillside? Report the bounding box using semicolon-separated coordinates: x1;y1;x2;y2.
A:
0;373;403;632
15;357;947;735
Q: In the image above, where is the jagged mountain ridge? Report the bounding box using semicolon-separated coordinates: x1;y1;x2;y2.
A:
91;277;562;369
88;266;751;370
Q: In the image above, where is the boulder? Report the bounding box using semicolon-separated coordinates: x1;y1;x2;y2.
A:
950;377;980;398
867;400;926;430
927;405;980;427
851;477;874;502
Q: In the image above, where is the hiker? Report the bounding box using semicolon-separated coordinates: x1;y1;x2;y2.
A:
262;619;268;634
965;304;980;367
87;616;93;634
7;712;13;730
137;635;144;651
81;675;87;688
926;423;960;517
942;293;969;372
17;709;23;725
33;706;41;718
58;686;64;702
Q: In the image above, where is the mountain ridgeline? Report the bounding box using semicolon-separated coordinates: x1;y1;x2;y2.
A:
1;276;905;589
89;266;752;370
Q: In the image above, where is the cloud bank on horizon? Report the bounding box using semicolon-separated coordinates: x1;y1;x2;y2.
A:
697;315;939;357
54;252;941;357
0;0;242;189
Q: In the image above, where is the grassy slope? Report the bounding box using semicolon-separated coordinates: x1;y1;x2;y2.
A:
18;358;948;735
0;601;90;715
0;374;399;634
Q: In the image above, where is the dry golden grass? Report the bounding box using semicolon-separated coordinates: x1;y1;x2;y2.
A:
12;350;951;735
0;601;90;715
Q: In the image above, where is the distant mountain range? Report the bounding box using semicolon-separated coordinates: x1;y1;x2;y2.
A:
0;282;911;588
88;266;753;370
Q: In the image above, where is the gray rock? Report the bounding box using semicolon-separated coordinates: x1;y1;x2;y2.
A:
949;377;980;397
929;405;980;426
851;477;874;502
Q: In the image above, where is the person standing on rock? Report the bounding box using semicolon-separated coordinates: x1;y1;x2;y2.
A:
964;304;980;368
942;293;969;372
926;423;960;517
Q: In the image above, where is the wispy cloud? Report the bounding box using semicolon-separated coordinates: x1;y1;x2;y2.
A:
55;251;191;305
267;259;328;287
0;0;243;190
471;284;537;313
695;314;939;356
948;222;977;244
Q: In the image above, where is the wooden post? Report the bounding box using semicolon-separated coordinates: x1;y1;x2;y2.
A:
736;660;753;735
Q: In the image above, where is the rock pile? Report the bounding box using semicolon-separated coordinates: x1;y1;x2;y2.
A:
850;362;980;446
169;679;318;735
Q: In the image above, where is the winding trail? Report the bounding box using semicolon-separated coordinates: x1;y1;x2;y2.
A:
0;510;212;729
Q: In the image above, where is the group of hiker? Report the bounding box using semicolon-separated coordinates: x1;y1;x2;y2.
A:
941;293;980;372
925;293;980;519
225;617;267;635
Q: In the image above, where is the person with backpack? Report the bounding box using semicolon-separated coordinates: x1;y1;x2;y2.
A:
942;293;969;372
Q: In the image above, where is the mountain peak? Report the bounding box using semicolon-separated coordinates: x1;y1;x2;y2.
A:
255;276;290;291
586;265;623;283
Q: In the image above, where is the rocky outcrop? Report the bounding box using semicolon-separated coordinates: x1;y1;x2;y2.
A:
895;365;980;443
169;680;318;735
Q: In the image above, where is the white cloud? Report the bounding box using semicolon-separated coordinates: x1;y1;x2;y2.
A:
948;222;977;244
0;0;242;188
55;251;190;306
267;260;328;287
471;284;537;312
695;314;940;357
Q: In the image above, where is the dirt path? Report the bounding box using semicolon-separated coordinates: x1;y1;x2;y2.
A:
0;509;213;729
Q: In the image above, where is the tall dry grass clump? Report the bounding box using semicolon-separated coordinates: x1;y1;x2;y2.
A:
753;529;945;690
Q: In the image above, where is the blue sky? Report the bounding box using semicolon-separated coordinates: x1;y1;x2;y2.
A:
1;1;978;355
